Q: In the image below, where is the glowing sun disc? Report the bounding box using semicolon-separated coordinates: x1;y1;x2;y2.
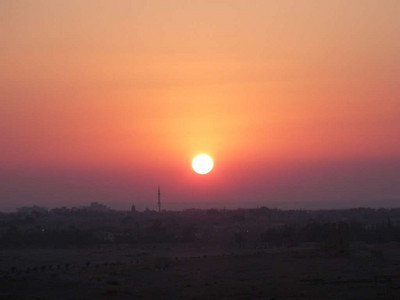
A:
192;154;214;175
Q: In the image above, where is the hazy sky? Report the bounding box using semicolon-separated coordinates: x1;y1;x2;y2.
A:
1;1;399;211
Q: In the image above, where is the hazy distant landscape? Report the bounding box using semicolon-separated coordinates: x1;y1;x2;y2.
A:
2;204;400;299
2;0;400;299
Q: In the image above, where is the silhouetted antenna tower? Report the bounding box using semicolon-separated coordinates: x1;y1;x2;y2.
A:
158;186;161;212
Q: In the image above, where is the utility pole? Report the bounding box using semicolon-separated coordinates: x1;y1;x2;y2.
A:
158;186;161;212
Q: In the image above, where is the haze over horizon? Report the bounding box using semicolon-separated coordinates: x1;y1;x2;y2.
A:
1;1;399;211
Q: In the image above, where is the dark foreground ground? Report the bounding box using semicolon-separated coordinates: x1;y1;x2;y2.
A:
1;243;400;299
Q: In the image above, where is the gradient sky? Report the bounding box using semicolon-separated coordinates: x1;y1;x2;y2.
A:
1;1;399;211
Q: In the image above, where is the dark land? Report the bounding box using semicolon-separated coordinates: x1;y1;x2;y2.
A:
2;203;400;299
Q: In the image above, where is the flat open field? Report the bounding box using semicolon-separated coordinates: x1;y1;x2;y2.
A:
1;243;400;299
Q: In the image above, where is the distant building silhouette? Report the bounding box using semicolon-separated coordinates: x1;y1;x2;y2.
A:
131;203;136;213
85;202;111;213
17;205;48;216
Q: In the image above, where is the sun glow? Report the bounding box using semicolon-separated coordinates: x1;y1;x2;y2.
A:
192;154;214;175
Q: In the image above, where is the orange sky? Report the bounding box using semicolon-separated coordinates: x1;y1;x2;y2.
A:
1;1;399;210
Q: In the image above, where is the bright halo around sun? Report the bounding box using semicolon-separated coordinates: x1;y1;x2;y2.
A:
192;154;214;175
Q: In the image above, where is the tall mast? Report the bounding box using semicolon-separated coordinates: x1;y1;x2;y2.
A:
158;186;161;212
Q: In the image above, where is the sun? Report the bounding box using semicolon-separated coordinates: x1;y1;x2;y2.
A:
192;154;214;175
